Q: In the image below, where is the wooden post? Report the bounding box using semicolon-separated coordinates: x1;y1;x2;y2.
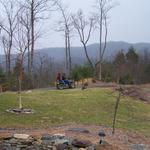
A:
0;85;2;93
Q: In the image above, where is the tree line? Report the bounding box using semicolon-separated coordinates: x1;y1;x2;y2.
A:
0;0;149;91
104;47;150;84
0;0;116;90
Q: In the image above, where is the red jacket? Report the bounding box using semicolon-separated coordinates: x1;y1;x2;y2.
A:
56;73;61;81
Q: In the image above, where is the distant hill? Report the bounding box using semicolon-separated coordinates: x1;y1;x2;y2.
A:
35;41;150;63
0;41;150;65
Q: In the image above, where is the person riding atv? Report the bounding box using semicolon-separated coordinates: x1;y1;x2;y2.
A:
56;73;75;89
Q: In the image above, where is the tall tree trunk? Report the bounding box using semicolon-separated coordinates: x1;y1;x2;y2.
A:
65;31;68;72
8;37;13;75
8;51;11;74
18;57;23;109
99;4;103;81
83;43;94;73
99;62;102;81
27;27;31;75
67;32;72;77
5;54;8;75
18;77;22;109
30;0;35;88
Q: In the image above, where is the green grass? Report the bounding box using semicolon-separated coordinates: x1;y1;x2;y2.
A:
0;88;150;136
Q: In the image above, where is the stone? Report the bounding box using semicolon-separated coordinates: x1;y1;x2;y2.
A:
6;108;34;114
96;144;111;150
41;135;56;145
0;136;96;150
16;144;28;148
47;145;53;148
72;148;79;150
13;134;30;140
23;109;34;114
72;139;92;148
67;128;90;134
99;140;109;145
53;134;65;137
98;131;106;137
21;139;33;146
12;109;22;113
56;144;68;150
131;144;149;150
55;139;69;145
9;138;18;144
41;135;70;145
87;145;96;150
2;137;12;140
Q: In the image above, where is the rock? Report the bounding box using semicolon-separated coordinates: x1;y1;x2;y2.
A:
0;136;96;150
53;134;65;137
72;139;92;148
96;144;111;150
12;109;22;113
67;128;90;134
131;144;149;150
87;145;96;150
2;137;12;140
99;140;109;145
6;108;34;114
47;145;53;148
17;144;28;148
41;135;70;145
23;109;34;114
21;139;33;146
13;134;30;140
72;148;79;150
55;139;69;145
98;131;106;137
41;135;54;141
9;138;18;144
56;144;68;150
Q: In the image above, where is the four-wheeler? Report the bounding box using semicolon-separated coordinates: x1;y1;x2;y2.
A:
56;80;76;90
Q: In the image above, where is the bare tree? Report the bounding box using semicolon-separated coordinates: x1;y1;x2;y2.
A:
94;0;116;80
0;0;19;75
54;0;73;76
18;7;31;75
72;10;95;73
20;0;55;87
33;54;55;88
112;86;122;134
13;13;31;109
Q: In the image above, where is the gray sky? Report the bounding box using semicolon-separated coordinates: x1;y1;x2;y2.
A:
1;0;150;53
36;0;150;49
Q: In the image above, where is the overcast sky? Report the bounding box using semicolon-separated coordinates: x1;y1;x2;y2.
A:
0;0;150;53
35;0;150;49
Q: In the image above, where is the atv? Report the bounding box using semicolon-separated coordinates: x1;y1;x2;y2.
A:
56;80;76;90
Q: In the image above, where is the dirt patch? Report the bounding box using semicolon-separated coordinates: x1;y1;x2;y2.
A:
88;81;118;88
87;81;150;103
0;124;149;150
116;86;150;104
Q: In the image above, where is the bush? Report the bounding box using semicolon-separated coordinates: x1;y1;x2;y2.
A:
119;74;133;84
71;64;93;81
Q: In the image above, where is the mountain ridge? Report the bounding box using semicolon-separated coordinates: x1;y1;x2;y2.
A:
35;41;150;61
0;41;150;65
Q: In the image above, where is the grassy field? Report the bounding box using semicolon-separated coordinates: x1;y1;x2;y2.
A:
0;88;150;136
